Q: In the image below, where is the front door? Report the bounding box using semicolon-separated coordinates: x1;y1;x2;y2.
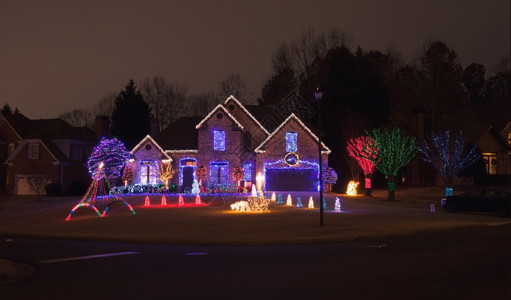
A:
182;166;194;190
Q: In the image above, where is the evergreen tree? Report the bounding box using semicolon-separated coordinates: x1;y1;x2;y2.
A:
111;79;151;149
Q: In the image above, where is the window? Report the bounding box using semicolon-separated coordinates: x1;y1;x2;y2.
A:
243;163;252;181
139;161;158;184
8;143;15;156
482;153;497;174
210;161;229;185
213;130;225;151
286;132;298;152
28;143;39;159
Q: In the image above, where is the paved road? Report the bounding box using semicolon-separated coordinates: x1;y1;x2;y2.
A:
1;224;510;300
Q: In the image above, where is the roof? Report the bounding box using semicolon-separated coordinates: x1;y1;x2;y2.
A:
244;104;285;133
255;113;331;154
156;117;201;151
130;135;171;161
3;113;95;141
195;104;244;130
223;96;270;135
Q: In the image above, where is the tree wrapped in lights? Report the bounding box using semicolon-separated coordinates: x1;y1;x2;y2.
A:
321;167;338;192
158;162;177;190
122;165;134;186
347;136;377;196
419;130;479;197
364;127;417;201
87;137;131;179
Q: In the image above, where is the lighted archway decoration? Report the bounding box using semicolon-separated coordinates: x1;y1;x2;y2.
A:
66;162;136;221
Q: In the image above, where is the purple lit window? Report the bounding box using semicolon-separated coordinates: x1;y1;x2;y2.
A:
286;132;297;152
213;130;225;151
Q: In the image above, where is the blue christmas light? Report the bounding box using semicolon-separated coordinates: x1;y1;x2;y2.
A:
210;161;229;185
179;157;197;187
286;132;298;152
243;163;252;181
213;130;226;151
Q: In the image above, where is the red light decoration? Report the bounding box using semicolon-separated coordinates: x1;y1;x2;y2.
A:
347;136;377;175
144;196;150;206
195;194;202;205
161;195;167;206
178;195;184;206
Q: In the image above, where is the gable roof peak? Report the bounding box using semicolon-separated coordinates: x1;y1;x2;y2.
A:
195;104;243;130
222;96;270;135
130;134;171;161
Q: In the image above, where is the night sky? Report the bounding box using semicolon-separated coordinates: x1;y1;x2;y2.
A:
1;0;509;119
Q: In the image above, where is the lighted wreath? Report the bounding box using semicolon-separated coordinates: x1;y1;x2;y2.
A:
322;167;338;184
195;166;207;181
232;166;245;182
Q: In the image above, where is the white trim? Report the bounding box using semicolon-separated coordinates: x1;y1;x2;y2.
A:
130;135;172;161
4;139;61;163
166;150;198;154
254;113;331;154
195;104;243;130
223;95;270;135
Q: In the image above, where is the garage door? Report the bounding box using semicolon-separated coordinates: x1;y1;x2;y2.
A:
265;168;318;191
15;175;36;195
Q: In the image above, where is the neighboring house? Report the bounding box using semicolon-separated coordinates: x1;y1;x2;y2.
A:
128;96;331;192
477;124;511;176
0;112;96;195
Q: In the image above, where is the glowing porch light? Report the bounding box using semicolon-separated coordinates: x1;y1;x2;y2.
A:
256;172;264;191
346;181;359;196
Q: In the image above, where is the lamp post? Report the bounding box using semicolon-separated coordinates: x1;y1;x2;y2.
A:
314;88;324;226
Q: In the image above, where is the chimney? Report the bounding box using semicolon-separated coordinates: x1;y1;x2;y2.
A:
150;118;159;138
95;115;110;140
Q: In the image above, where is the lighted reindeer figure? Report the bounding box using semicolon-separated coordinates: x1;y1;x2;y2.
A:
158;161;176;190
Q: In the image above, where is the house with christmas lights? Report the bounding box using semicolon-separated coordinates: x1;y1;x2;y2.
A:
128;96;330;192
0;112;96;194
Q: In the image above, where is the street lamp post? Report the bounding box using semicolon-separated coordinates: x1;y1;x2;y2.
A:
314;88;324;226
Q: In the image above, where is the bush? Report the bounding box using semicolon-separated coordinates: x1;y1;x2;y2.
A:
112;183;177;195
66;181;88;196
45;183;63;196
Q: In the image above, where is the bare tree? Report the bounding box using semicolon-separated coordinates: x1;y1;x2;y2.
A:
140;76;188;131
59;108;93;127
218;73;252;102
93;91;116;118
26;173;51;201
187;91;219;117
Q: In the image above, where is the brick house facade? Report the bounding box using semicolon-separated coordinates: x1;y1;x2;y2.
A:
130;96;331;192
1;112;95;195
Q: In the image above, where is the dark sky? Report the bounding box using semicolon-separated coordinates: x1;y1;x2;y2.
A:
1;0;509;119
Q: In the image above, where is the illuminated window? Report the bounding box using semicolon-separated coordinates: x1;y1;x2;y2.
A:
482;153;497;174
210;161;228;185
286;132;297;152
139;161;158;184
213;130;225;151
28;143;39;159
243;163;252;181
8;143;15;156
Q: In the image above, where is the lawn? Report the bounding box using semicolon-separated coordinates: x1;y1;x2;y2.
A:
0;186;508;245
